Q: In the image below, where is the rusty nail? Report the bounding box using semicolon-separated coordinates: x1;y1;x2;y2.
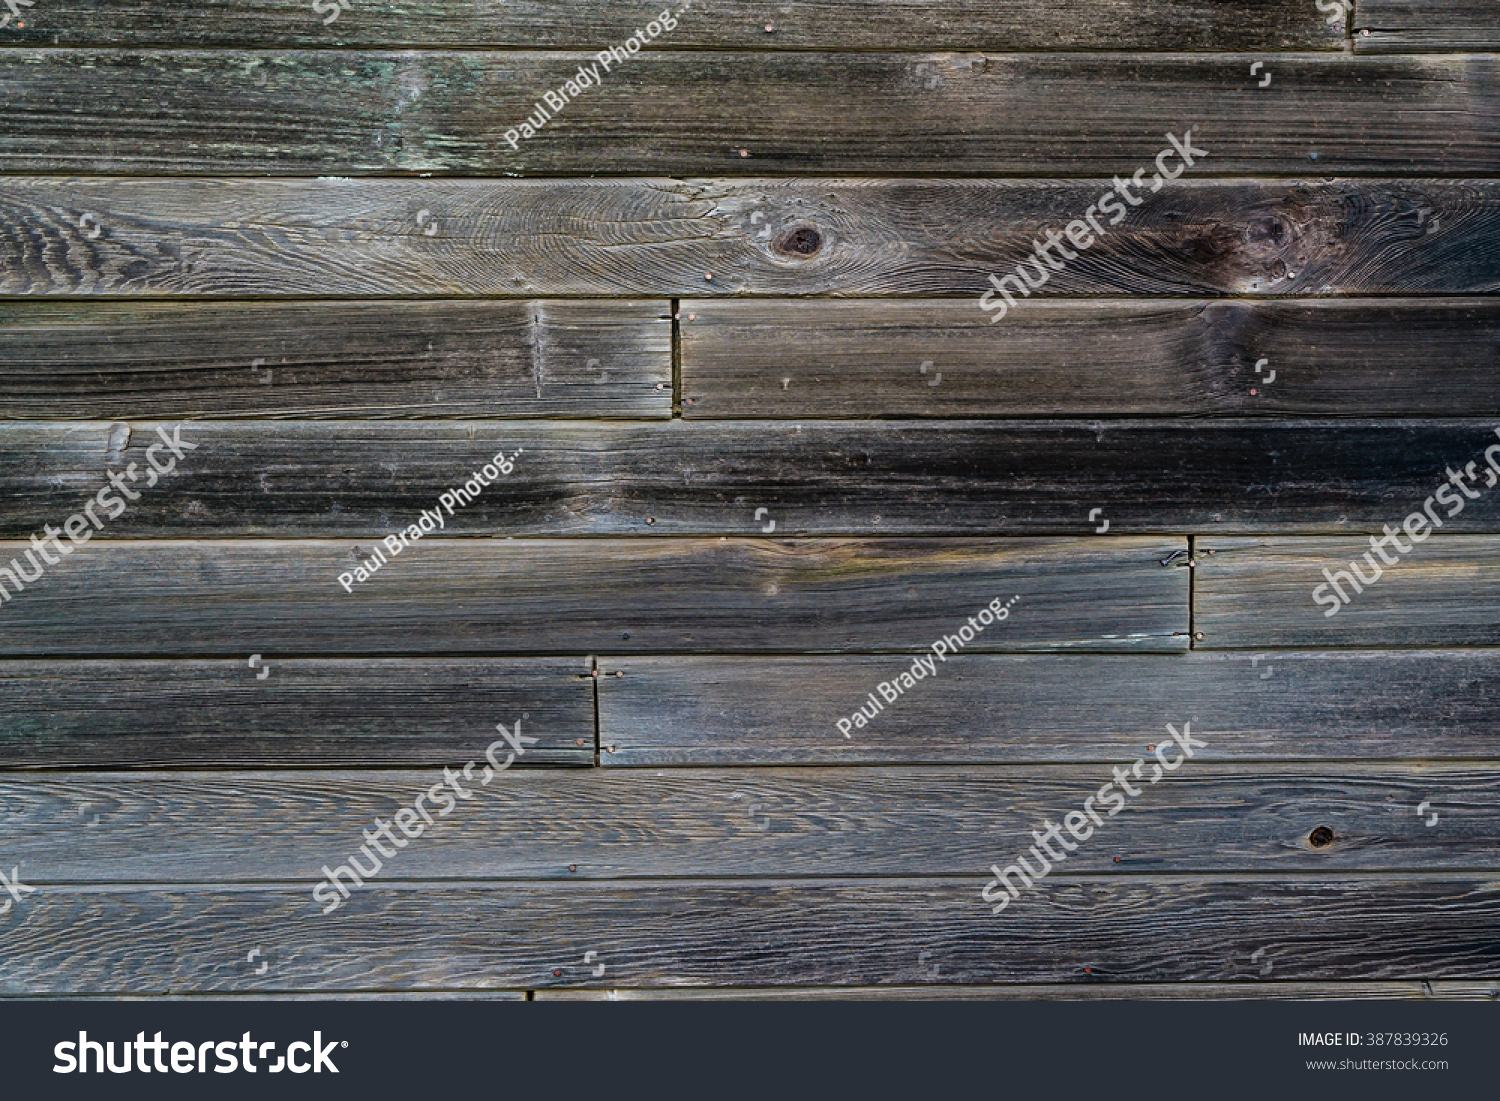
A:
1194;632;1205;641
553;969;562;977
569;864;577;872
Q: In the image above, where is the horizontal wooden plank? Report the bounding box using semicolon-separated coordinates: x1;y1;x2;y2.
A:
538;981;1500;1000
597;651;1500;765
0;878;1494;990
9;765;1498;880
0;538;1187;655
3;178;1492;298
1195;536;1500;648
681;299;1500;418
0;300;670;420
0;659;593;768
4;53;1495;175
1356;0;1500;54
7;0;1340;50
6;421;1500;536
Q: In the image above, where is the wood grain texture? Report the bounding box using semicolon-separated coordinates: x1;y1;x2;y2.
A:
9;765;1499;880
6;0;1340;50
1195;536;1500;648
0;300;670;419
7;420;1500;535
4;53;1495;176
0;878;1494;991
1356;0;1500;54
4;178;1493;298
597;651;1500;765
0;538;1188;655
538;981;1500;1000
681;299;1500;418
0;658;593;768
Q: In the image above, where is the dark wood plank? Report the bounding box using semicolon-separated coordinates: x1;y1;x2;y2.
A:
539;981;1500;1000
0;300;670;420
1;53;1495;175
681;299;1500;418
597;651;1500;765
1356;0;1500;53
0;658;593;768
10;765;1498;880
6;421;1500;535
7;0;1339;50
0;537;1187;655
0;878;1494;991
1195;536;1500;648
3;178;1493;297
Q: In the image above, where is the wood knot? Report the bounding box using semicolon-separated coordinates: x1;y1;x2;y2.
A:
1308;826;1335;848
773;225;823;258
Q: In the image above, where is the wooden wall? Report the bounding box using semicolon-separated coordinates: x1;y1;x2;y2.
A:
1;0;1497;997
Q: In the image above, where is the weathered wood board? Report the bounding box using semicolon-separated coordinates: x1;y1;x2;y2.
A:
680;299;1500;418
4;421;1500;535
1356;0;1500;54
0;538;1188;655
3;53;1495;175
5;0;1341;51
538;981;1500;1000
0;658;594;768
596;652;1500;765
0;300;671;419
0;878;1494;991
6;765;1496;879
1195;536;1500;648
4;179;1492;298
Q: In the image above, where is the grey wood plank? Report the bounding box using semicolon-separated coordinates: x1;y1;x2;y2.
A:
7;420;1500;536
0;878;1493;991
0;537;1187;655
7;0;1340;50
0;53;1495;175
538;981;1500;1000
681;299;1500;418
1195;536;1500;648
3;178;1492;297
0;300;670;420
0;658;593;768
8;765;1499;880
1356;0;1500;54
597;652;1500;765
